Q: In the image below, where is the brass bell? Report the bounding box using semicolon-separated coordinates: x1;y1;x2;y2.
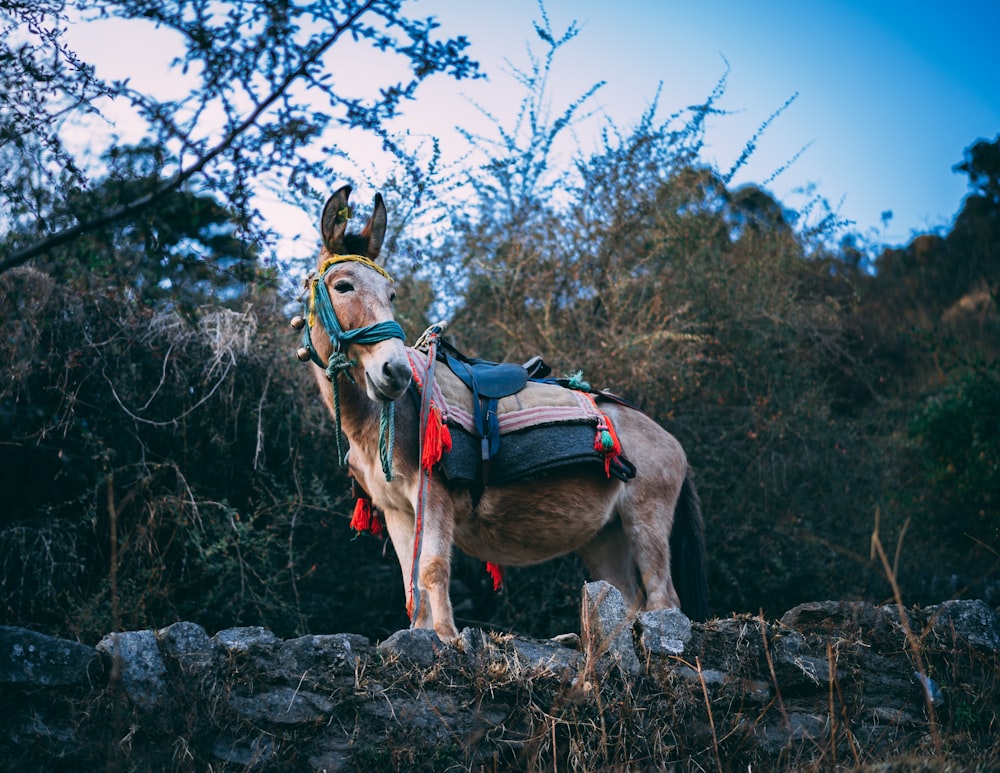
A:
296;347;312;362
289;315;306;330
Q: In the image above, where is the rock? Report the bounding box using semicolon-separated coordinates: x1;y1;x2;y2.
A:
509;635;581;675
308;741;357;773
157;621;218;678
277;633;370;684
378;628;445;668
0;626;103;687
212;734;276;766
925;599;1000;653
214;626;281;655
771;631;838;691
675;664;727;686
758;711;830;755
456;628;579;681
581;581;640;675
2;599;998;770
456;626;490;664
780;600;905;653
550;632;581;649
96;630;167;710
229;685;334;725
636;608;692;658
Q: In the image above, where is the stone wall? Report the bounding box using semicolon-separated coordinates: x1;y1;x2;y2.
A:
2;585;998;771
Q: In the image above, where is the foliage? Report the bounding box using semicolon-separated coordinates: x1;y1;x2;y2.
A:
0;0;479;274
0;257;421;639
0;0;480;641
908;366;1000;548
0;1;997;648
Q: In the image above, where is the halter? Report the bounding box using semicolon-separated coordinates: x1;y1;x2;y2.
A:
297;254;406;480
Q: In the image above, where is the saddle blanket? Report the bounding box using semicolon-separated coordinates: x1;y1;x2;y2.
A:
406;347;632;485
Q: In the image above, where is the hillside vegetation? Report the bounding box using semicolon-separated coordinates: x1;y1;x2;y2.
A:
1;1;997;645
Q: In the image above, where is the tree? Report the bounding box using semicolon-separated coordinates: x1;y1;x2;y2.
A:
0;0;479;275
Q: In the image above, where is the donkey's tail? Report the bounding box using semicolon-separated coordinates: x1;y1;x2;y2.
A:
669;474;709;621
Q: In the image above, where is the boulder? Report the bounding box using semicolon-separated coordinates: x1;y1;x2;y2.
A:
0;626;102;688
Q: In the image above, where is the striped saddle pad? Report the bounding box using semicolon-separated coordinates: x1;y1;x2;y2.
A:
406;347;634;486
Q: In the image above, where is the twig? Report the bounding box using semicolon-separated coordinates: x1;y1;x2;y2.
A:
107;471;120;633
103;360;233;427
870;509;942;755
759;612;790;729
695;656;723;773
828;640;860;767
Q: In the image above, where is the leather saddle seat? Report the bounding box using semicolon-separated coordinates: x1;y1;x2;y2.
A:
443;352;535;464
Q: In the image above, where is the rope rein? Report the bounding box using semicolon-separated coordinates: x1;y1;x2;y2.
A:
297;254;405;480
407;324;446;624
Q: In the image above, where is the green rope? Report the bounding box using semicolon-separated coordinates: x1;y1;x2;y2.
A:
325;352;356;466
566;370;591;391
379;402;395;481
324;353;395;479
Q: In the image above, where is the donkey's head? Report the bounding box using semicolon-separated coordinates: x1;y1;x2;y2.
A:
309;185;412;402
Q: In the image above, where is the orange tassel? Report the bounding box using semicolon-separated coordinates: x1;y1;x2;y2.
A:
350;496;382;537
485;562;504;591
421;402;453;471
594;414;623;477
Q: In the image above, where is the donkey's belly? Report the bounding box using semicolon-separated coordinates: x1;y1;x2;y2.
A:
452;472;619;566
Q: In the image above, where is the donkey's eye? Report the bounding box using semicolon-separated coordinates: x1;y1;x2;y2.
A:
333;280;355;294
389;290;397;303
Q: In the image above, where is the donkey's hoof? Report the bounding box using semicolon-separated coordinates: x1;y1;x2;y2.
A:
435;623;460;642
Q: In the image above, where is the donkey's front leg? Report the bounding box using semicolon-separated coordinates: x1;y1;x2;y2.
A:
379;507;422;625
414;485;459;640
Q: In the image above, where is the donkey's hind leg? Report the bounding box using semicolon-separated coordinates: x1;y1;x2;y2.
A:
577;518;643;612
618;484;683;612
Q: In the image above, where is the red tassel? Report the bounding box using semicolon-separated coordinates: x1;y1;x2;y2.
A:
594;414;623;476
350;496;383;537
421;402;453;471
485;562;504;591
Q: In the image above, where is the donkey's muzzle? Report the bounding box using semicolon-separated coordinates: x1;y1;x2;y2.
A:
367;356;412;401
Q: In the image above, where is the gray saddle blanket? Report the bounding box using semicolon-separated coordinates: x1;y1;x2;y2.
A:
406;346;635;486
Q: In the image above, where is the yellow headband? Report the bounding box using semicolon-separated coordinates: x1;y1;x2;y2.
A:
309;254;395;328
318;254;394;283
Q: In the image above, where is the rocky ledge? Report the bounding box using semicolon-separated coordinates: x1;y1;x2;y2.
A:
2;584;998;771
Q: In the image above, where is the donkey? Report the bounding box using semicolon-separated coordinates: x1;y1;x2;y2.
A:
301;186;708;640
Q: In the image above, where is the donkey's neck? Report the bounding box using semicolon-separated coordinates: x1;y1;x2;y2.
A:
332;373;392;468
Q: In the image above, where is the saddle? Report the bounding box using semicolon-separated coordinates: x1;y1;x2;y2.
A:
421;338;635;498
440;341;551;466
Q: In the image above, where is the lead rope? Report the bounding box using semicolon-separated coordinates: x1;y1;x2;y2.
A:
325;352;395;480
407;324;447;625
379;402;395;481
325;351;355;469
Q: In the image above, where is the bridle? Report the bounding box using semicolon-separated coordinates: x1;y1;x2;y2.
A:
297;254;405;374
294;254;406;480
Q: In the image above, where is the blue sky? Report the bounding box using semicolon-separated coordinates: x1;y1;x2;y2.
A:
410;0;1000;246
66;0;1000;251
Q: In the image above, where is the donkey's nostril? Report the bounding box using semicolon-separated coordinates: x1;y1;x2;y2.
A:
383;359;410;387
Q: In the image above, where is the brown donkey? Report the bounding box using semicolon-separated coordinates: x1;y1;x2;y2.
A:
300;186;708;640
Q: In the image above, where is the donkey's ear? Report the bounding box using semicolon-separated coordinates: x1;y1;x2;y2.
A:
320;185;352;252
360;193;387;260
